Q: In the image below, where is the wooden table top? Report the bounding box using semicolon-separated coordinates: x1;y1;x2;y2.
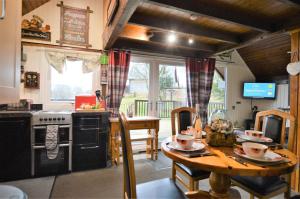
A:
161;136;299;176
109;116;160;123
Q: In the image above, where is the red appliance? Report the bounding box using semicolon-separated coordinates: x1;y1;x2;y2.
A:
75;96;96;110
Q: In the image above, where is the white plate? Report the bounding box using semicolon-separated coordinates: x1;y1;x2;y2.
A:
238;134;273;143
234;148;283;163
167;141;205;152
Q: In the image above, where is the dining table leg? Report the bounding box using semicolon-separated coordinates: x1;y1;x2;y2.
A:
154;127;159;160
209;172;240;199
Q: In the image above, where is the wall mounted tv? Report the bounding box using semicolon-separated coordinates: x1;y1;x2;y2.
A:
243;82;276;99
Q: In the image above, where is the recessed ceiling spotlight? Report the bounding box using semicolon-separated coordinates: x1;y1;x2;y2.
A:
190;14;197;21
188;38;194;45
167;32;177;43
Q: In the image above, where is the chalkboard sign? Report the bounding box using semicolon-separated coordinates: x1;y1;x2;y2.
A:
56;1;92;47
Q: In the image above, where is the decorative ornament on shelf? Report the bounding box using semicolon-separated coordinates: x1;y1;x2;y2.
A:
205;110;236;147
21;15;51;41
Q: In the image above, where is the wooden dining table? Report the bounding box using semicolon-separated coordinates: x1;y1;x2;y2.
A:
161;136;298;199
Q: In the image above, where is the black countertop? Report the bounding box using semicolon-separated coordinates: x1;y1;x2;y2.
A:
0;111;33;118
72;111;110;117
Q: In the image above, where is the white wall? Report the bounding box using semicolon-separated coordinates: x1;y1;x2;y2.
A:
223;50;289;127
22;0;103;49
224;50;255;127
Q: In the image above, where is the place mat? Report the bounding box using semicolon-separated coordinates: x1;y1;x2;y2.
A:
233;147;290;166
166;142;213;158
238;156;290;167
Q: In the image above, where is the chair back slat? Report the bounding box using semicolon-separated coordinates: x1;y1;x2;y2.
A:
254;109;295;151
171;107;195;135
120;113;137;199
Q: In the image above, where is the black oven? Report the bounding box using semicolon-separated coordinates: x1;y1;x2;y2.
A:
34;145;69;176
31;125;72;177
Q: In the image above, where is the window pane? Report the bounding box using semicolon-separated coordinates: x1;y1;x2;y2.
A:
51;60;93;101
120;62;150;114
159;64;187;102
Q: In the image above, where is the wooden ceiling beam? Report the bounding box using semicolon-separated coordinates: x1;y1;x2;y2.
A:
147;0;274;32
102;0;140;49
129;11;239;44
113;37;210;58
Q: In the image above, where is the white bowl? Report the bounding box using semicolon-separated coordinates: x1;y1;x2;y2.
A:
176;134;194;149
245;130;264;138
242;142;268;158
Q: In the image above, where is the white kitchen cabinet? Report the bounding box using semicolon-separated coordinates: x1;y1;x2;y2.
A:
0;0;21;103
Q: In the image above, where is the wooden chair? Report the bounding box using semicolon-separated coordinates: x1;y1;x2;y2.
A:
171;107;210;191
119;112;186;199
231;109;296;199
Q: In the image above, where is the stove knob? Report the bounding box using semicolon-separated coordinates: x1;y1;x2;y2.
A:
57;118;61;121
53;118;57;121
39;118;43;121
44;118;48;121
62;117;65;121
49;118;52;121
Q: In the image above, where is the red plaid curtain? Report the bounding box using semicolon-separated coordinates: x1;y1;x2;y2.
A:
186;57;215;125
107;50;131;115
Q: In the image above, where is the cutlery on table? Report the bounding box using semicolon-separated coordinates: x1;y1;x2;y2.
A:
228;156;248;166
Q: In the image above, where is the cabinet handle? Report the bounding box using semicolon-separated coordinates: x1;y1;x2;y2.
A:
0;0;5;20
80;146;99;150
79;127;100;131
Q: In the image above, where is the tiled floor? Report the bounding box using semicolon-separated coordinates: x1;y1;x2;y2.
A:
1;152;295;199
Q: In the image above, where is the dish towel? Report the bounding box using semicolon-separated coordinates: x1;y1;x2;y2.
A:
45;125;59;159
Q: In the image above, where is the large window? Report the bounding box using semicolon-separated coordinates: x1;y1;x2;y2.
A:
51;60;93;101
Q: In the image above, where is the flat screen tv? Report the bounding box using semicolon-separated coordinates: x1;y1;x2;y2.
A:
243;82;276;99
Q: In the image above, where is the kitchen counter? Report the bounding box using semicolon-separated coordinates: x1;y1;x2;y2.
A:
72;111;110;117
0;111;33;118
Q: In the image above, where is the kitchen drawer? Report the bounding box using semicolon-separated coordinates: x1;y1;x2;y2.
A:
127;121;155;130
73;115;109;127
73;117;100;128
72;144;107;171
73;127;99;145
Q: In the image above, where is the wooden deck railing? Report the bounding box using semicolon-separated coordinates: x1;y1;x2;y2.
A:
121;100;225;118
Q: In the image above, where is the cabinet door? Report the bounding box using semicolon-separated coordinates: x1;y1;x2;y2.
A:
0;118;31;181
0;0;21;103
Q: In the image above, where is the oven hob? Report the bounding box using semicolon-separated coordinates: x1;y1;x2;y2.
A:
31;111;72;177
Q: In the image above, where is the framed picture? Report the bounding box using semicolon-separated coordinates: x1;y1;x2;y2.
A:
24;72;40;89
56;1;92;48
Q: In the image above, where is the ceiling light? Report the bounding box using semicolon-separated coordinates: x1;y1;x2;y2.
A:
190;14;197;21
188;38;194;45
167;32;176;43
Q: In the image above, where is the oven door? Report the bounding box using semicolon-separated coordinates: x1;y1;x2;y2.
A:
34;145;69;177
33;125;71;146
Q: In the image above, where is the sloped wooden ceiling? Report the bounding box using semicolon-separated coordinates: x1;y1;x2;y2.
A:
22;0;50;16
103;0;300;69
238;33;290;81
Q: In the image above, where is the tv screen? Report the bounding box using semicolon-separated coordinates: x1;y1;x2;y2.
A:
243;82;276;99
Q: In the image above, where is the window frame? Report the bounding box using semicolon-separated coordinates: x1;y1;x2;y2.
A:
45;58;100;109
